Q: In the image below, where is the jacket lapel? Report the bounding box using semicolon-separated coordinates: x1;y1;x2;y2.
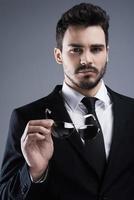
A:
101;88;129;190
44;85;84;150
44;85;102;179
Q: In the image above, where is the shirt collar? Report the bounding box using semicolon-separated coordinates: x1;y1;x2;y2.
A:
62;80;111;111
95;80;111;108
62;82;84;111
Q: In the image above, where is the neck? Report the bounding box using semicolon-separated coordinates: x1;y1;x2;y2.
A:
65;80;102;97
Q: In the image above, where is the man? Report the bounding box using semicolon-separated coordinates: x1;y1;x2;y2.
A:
0;2;134;200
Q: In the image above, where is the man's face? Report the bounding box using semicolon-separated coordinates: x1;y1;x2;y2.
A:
54;25;109;92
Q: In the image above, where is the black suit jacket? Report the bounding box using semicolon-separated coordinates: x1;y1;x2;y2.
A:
1;85;134;200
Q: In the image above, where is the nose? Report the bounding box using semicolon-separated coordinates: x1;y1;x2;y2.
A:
80;50;93;66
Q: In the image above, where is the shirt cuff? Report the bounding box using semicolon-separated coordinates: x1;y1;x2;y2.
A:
30;167;49;183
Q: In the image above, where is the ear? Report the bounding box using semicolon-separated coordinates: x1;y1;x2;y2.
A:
106;46;109;62
54;48;63;64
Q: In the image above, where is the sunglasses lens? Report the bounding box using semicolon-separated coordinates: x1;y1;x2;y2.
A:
78;124;99;141
52;122;74;138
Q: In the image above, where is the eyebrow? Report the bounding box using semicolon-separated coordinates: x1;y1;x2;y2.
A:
91;44;105;48
68;43;84;47
68;43;105;48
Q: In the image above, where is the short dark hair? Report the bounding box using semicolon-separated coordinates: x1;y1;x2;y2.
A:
56;3;109;50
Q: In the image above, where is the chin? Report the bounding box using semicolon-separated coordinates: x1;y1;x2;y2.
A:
78;78;101;90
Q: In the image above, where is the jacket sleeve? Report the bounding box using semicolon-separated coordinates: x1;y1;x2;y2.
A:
0;109;55;200
0;109;34;199
0;108;59;200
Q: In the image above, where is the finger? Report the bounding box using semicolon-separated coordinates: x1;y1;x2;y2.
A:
29;119;54;128
21;133;46;149
28;125;51;136
21;122;29;142
21;120;54;143
25;132;46;142
22;126;51;143
26;131;52;144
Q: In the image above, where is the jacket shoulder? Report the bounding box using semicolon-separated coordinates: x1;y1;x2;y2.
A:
107;86;134;105
14;85;62;119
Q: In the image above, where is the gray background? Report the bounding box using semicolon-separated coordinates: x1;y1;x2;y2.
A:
0;0;134;166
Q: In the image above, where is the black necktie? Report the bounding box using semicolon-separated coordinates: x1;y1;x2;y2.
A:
81;97;106;179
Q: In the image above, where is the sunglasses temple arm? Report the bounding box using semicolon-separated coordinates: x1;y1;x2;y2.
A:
45;108;52;119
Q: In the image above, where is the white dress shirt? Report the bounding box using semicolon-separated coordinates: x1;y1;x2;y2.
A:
62;80;113;159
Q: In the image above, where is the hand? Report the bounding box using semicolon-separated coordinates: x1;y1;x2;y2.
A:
21;119;54;181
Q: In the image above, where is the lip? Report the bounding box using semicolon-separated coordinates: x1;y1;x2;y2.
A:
77;70;96;74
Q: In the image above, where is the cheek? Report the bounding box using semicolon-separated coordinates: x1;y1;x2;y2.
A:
95;54;107;66
62;54;80;67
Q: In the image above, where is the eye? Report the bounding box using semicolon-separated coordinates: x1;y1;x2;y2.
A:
91;47;103;54
70;47;83;54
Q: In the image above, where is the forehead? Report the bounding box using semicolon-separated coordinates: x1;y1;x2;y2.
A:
62;25;106;46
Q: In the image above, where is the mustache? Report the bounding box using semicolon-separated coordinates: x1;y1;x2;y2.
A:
75;64;98;74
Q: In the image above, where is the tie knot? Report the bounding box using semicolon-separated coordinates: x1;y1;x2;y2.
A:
81;96;98;113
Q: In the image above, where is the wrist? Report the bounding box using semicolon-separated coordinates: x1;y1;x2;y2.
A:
30;167;49;183
29;164;48;182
